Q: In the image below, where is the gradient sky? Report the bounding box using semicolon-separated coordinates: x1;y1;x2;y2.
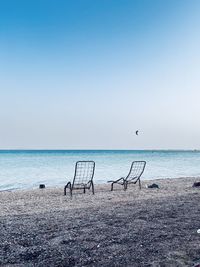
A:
1;0;200;149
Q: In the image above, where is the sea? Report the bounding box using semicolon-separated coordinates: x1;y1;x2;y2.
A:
0;150;200;191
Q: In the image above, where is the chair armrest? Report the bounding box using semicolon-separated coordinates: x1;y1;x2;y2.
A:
107;177;124;183
65;181;72;188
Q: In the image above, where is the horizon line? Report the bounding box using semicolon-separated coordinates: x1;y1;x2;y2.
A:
0;149;199;152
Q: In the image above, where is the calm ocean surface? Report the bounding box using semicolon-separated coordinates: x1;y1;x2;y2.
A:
0;150;200;190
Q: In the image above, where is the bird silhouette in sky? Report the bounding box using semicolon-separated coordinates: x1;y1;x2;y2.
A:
135;130;139;135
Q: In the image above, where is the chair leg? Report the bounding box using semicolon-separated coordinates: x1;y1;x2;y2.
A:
124;182;127;191
64;185;67;195
83;187;86;193
139;179;141;189
64;182;72;198
69;184;72;198
111;182;114;191
91;181;94;194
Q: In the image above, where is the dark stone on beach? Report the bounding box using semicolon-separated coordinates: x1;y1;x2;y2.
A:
39;184;45;189
192;182;200;187
148;183;159;189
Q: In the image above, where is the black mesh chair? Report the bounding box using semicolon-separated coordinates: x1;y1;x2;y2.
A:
64;161;95;197
108;161;146;191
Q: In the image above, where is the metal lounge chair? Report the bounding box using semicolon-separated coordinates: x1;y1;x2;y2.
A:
108;161;146;191
64;161;95;197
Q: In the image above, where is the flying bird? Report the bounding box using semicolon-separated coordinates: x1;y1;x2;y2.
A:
135;130;139;135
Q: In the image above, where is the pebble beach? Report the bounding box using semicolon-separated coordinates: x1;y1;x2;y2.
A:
0;177;200;266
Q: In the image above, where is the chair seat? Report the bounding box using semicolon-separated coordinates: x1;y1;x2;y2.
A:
73;183;90;189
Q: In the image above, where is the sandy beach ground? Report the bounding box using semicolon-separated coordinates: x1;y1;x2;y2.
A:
0;177;200;266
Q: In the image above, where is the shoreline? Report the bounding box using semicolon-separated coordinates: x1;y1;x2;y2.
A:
0;177;200;266
1;175;200;193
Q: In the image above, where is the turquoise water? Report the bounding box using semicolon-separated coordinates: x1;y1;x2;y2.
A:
0;150;200;190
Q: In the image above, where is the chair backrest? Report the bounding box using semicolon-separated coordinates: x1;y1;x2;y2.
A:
126;161;146;182
72;161;95;188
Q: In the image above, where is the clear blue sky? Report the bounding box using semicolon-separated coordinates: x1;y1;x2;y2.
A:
1;0;200;149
